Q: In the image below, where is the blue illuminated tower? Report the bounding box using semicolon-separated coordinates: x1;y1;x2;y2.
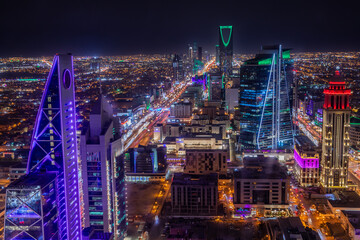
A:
239;45;293;149
4;54;82;239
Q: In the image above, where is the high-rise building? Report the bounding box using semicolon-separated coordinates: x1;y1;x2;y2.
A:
188;46;193;62
225;88;238;112
193;42;198;60
208;73;224;101
239;45;293;150
4;54;82;239
172;54;183;82
320;70;351;192
215;45;220;65
219;26;233;75
198;46;202;62
80;96;127;238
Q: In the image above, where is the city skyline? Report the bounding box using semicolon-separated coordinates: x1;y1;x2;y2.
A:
1;3;360;236
1;0;360;56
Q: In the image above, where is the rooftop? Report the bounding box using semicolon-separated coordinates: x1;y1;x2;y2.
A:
329;191;360;209
341;210;360;229
172;173;218;186
235;157;287;180
7;171;57;189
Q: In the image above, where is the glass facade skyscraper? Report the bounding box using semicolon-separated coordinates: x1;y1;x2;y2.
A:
239;45;294;150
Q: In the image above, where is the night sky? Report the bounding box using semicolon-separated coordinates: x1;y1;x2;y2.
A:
0;0;359;56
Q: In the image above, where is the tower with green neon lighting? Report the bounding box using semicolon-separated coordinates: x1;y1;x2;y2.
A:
239;45;294;150
219;26;233;75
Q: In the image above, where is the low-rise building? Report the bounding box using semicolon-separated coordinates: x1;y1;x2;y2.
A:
340;210;360;240
266;217;320;240
184;149;228;175
163;134;227;165
294;135;320;187
233;158;290;217
328;191;360;216
171;173;218;216
169;101;192;122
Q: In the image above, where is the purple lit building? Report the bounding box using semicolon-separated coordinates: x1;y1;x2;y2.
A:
4;54;82;239
294;135;320;187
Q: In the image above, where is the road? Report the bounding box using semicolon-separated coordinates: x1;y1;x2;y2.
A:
130;110;169;148
122;81;189;153
289;180;337;240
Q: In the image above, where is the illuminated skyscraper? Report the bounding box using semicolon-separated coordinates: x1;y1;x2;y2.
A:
172;54;183;81
193;42;198;60
188;46;193;62
219;26;233;74
215;45;220;65
80;96;127;238
239;45;293;149
4;54;82;239
198;46;202;62
320;70;351;192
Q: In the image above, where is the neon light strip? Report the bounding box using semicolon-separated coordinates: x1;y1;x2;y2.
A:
329;82;345;85
324;89;351;95
220;26;232;48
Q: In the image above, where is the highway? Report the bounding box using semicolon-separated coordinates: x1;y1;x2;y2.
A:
122;80;189;152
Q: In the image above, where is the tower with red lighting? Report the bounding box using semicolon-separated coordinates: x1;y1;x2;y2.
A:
320;69;351;192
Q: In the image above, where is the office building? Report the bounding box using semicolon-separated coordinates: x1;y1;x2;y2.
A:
172;54;183;82
126;145;167;173
225;88;238;112
208;73;223;101
219;26;233;75
350;115;360;162
294;135;320;187
154;123;164;142
171;173;218;216
239;45;293;150
5;54;82;239
266;217;320;240
320;70;351;192
80;95;127;238
215;45;220;65
233;157;290;217
350;115;360;148
184;149;228;174
169;101;192;121
125;145;167;182
188;46;193;62
197;46;202;62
